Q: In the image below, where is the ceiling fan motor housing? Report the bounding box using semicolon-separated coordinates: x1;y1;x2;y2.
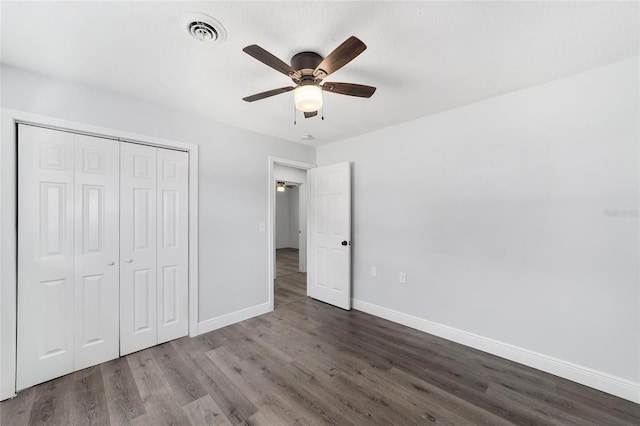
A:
291;52;323;75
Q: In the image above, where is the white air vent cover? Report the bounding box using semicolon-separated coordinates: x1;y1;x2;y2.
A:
181;13;226;44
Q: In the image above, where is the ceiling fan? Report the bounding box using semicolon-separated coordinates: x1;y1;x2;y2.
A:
242;36;376;118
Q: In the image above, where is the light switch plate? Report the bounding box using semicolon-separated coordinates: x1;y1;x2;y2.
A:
399;272;407;284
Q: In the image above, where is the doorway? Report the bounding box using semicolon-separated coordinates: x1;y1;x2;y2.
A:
268;157;352;312
275;181;306;308
268;157;314;310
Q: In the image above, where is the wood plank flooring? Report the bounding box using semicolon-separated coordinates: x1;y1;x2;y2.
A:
275;248;307;308
2;294;639;424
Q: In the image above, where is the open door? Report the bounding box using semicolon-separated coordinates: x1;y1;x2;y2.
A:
307;162;351;310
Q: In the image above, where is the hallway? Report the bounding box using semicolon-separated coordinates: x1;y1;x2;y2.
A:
275;248;307;308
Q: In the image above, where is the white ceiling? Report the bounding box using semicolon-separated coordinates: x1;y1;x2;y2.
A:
1;1;638;146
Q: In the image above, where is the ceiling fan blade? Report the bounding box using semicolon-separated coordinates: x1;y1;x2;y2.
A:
322;82;376;98
313;36;367;78
304;111;318;119
243;45;296;77
242;86;294;102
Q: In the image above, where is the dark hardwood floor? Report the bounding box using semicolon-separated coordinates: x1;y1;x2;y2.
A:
275;248;307;308
2;286;639;424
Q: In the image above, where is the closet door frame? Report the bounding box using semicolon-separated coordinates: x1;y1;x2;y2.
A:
0;109;199;401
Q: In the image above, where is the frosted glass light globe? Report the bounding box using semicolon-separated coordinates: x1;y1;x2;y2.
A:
294;85;323;112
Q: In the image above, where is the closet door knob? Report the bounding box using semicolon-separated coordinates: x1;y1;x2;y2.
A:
124;258;133;263
107;261;115;266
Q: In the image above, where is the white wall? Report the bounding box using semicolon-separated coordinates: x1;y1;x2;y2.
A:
275;187;300;249
274;164;308;183
0;65;315;323
318;59;640;394
274;164;307;251
275;190;291;249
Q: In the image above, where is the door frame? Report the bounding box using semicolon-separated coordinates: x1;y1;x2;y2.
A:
0;108;200;400
267;156;315;311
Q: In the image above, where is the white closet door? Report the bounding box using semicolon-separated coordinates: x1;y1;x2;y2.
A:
156;148;189;344
17;125;75;390
73;134;120;370
120;143;157;355
17;126;121;389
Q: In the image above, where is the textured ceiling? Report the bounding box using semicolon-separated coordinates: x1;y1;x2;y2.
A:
1;1;638;146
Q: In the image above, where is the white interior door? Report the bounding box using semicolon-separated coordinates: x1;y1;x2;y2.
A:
307;162;352;310
73;134;120;370
17;125;120;390
120;143;158;355
156;148;189;344
17;125;75;389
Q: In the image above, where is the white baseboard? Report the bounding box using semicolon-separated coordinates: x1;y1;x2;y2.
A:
197;302;271;335
352;299;640;404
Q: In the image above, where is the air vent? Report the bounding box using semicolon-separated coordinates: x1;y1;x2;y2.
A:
181;13;226;44
189;21;218;42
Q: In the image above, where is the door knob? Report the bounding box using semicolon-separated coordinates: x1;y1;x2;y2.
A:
341;241;348;246
124;258;133;263
107;261;115;266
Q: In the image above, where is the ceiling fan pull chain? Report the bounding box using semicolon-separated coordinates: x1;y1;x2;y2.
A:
322;106;324;121
293;103;297;125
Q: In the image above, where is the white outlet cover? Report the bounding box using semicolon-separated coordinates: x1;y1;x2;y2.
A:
399;272;407;284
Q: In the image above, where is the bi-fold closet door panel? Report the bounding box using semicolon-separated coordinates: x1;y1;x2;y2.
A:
120;144;189;356
17;125;120;390
120;143;158;355
73;133;120;370
156;148;189;345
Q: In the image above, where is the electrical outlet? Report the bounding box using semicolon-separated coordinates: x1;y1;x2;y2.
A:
259;221;266;232
399;272;407;284
371;266;377;277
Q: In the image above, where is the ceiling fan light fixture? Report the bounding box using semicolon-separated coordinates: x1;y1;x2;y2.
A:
294;84;323;112
276;182;286;192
